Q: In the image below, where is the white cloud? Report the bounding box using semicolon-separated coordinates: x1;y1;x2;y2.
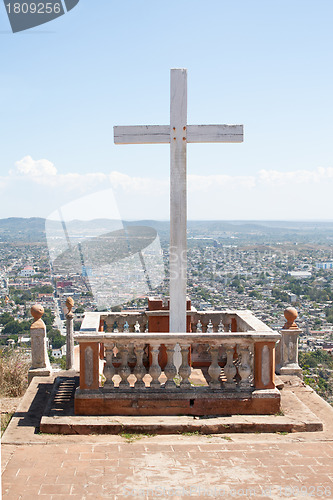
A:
9;156;168;194
14;155;57;177
3;156;333;219
258;166;333;185
6;156;333;199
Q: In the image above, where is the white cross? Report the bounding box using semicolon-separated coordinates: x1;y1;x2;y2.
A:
114;68;243;333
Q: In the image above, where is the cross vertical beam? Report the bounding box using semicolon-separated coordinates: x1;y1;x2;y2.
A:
169;69;187;333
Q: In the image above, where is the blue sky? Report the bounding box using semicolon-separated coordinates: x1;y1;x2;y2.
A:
1;0;333;220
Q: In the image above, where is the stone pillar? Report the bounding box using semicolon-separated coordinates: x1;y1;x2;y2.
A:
65;297;75;371
254;341;276;390
28;304;52;384
79;342;100;390
276;307;302;378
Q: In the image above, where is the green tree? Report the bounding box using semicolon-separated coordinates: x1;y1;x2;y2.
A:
47;328;65;349
0;313;13;326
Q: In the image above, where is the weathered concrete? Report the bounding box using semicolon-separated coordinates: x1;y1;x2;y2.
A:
0;374;322;442
2;375;332;500
74;387;281;416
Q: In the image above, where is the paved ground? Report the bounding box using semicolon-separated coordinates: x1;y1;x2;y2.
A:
1;376;333;500
2;439;333;499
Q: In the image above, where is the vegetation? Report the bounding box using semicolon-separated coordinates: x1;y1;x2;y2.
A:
0;312;32;339
0;349;30;397
48;328;65;349
119;432;156;443
272;288;289;302
48;351;66;369
299;350;333;404
8;285;54;305
1;412;14;436
2;319;31;335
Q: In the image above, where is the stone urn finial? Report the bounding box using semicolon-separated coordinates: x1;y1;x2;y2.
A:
31;304;45;329
66;296;74;313
66;296;74;319
283;307;298;329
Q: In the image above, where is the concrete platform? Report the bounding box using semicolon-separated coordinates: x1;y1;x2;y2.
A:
2;372;323;439
2;373;333;500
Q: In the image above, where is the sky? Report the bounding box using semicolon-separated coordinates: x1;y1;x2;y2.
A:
1;0;333;221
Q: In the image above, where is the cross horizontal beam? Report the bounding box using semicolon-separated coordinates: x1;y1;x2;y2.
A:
114;124;243;144
114;125;170;144
187;124;243;143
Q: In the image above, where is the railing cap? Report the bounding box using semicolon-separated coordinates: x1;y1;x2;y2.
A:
75;331;281;343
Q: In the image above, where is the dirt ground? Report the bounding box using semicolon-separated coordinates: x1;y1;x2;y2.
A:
0;397;22;415
0;397;22;434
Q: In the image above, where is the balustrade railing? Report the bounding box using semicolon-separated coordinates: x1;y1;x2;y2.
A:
74;331;280;393
82;309;273;335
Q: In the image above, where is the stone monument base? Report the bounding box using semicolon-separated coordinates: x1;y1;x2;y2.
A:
74;387;281;416
28;366;52;384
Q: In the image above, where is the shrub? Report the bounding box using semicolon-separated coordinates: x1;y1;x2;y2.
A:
0;349;30;397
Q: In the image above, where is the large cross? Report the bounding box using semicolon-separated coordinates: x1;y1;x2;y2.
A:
114;68;243;333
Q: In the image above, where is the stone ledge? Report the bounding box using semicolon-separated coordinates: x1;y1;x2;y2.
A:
74;386;281;416
40;388;322;435
28;366;52;384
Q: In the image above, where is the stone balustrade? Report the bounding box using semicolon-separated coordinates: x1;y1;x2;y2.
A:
74;329;281;416
81;308;273;335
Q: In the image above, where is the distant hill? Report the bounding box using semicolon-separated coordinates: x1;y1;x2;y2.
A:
1;217;333;243
0;217;46;242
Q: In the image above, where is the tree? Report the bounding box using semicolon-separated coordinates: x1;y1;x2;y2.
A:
43;309;55;332
48;328;65;349
74;321;82;331
0;313;13;326
3;320;30;335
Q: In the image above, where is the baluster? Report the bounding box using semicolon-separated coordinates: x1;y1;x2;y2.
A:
123;321;129;333
149;344;161;388
134;343;146;389
218;320;225;332
238;344;252;390
164;344;177;389
134;321;141;333
206;320;213;333
118;344;131;388
103;344;115;390
145;323;149;333
179;344;191;389
196;320;202;333
113;322;119;333
208;346;221;389
224;344;237;389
